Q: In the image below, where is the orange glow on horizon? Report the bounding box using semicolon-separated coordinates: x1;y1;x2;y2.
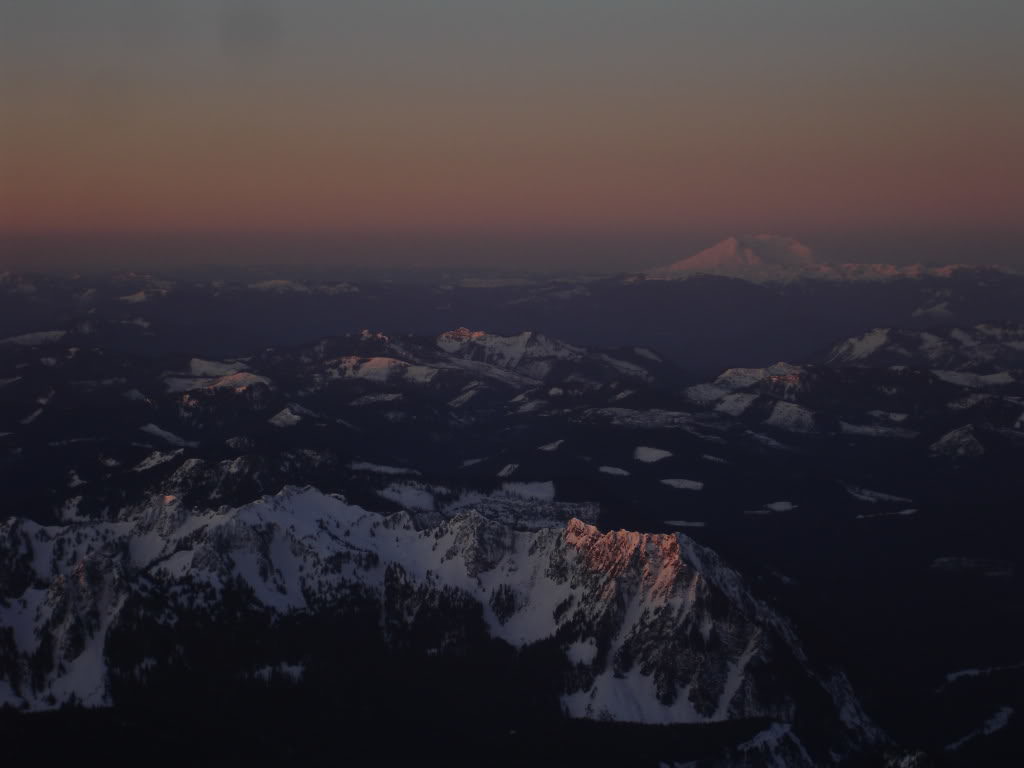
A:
2;4;1022;239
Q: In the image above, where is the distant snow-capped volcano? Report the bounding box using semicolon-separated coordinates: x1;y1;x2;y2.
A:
661;235;815;272
650;235;977;283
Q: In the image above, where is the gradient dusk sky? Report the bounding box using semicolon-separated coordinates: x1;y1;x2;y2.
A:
1;1;1022;266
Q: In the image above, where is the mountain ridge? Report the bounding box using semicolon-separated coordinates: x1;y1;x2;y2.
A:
0;485;880;764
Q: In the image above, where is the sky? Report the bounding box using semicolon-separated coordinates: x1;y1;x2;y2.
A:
1;1;1023;269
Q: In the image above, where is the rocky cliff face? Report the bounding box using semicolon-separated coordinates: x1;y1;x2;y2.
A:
0;486;878;764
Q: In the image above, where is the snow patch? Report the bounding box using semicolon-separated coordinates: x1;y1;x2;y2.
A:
133;449;183;472
946;707;1014;752
269;408;303;428
765;401;815;432
20;408;43;425
379;483;435;512
827;328;890;364
634;446;672;463
633;347;661;362
846;486;912;504
0;330;67;346
715;392;758;417
661;478;703;491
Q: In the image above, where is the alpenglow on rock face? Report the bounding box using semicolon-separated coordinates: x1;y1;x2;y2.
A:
0;487;878;763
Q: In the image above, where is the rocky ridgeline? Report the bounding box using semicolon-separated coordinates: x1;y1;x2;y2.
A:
0;486;879;765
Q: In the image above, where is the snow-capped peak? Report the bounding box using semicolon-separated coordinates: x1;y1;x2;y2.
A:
649;235;990;284
436;327;584;374
662;235;814;273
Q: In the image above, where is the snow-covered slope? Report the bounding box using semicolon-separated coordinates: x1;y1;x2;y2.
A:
326;355;439;384
436;327;587;381
0;486;878;762
686;362;806;405
825;324;1024;372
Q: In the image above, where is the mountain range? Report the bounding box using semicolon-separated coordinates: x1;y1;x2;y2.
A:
649;235;995;283
2;269;1024;765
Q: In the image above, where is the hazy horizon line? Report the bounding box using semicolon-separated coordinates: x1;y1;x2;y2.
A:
1;229;1021;274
